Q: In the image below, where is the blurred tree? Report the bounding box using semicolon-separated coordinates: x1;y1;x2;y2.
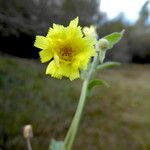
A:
0;0;102;36
61;0;101;26
0;0;104;58
0;0;63;36
128;0;150;63
127;25;150;63
0;0;65;57
137;0;150;26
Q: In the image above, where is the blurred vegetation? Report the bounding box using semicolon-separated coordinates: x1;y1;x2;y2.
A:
0;54;150;150
97;0;150;63
0;0;150;62
0;0;102;58
0;0;101;36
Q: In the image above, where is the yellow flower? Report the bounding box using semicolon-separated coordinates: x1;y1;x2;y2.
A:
34;17;96;80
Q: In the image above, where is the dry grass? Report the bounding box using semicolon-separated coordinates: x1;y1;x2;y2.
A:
0;54;150;150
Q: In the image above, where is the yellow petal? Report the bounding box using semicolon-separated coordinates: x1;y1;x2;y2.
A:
69;17;79;28
53;24;64;30
59;64;79;80
39;49;53;63
34;36;49;49
54;54;60;66
46;61;62;79
69;69;80;80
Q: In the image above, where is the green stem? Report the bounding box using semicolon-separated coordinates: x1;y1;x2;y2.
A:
26;138;32;150
62;53;98;150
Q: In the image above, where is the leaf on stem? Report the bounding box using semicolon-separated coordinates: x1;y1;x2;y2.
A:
96;61;121;71
49;139;64;150
103;30;125;50
98;30;124;63
87;79;109;97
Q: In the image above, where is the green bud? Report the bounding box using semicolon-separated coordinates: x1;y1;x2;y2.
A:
99;38;109;51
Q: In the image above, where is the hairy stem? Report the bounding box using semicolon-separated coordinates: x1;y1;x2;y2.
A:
26;138;32;150
62;53;98;150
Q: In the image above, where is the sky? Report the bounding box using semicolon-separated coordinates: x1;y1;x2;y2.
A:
100;0;148;23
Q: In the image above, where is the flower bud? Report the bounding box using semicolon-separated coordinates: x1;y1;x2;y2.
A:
99;38;109;51
83;26;98;39
23;125;33;138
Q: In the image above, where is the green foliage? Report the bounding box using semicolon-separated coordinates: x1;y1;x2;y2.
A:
87;61;120;97
103;30;125;50
96;62;121;71
99;31;124;63
97;18;131;63
87;79;109;97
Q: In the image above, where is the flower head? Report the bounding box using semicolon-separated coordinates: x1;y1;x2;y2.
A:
34;17;96;80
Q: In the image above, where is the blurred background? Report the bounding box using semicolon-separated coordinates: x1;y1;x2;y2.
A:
0;0;150;150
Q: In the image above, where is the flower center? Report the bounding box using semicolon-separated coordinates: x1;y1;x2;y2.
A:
60;47;74;61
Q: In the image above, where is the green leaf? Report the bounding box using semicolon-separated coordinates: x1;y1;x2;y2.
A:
49;139;64;150
104;30;125;50
87;79;109;97
96;61;121;71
